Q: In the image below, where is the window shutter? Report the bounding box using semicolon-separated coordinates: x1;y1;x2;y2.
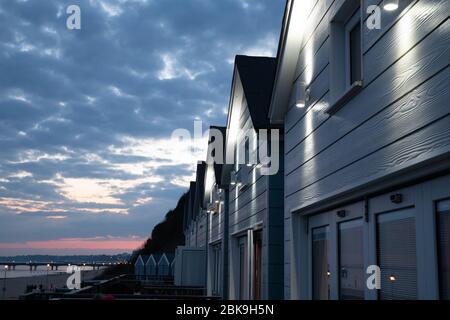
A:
437;200;450;299
377;211;417;300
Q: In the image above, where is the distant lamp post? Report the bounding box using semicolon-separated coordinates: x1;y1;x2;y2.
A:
383;0;399;11
2;265;8;300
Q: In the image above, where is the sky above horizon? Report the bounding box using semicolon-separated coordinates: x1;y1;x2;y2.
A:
0;0;285;255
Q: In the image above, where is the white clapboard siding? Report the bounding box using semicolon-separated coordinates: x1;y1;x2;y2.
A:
229;175;267;213
286;69;450;196
285;20;449;176
282;0;449;299
363;0;449;83
230;190;268;226
287;114;450;211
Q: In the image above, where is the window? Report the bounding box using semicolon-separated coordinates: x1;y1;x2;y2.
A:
312;226;330;300
437;199;450;299
339;219;364;299
377;209;417;300
328;0;362;114
346;11;362;86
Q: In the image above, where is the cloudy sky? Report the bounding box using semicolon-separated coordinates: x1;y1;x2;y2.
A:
0;0;285;255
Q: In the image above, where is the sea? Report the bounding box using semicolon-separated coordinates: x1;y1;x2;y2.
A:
0;264;102;279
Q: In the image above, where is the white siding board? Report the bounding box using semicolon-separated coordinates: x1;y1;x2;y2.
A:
285;23;449;175
286;115;450;211
364;0;449;83
286;68;450;195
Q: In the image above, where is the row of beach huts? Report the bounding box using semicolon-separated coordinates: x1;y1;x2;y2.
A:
134;253;175;280
136;0;450;300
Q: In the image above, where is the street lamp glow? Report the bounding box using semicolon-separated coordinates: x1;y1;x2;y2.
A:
383;0;399;11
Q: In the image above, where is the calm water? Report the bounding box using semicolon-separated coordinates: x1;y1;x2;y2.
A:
0;264;103;279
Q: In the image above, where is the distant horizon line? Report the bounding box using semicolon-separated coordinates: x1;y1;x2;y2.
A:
0;252;131;258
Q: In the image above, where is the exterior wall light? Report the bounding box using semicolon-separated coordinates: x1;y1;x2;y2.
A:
295;100;305;108
230;170;237;185
390;193;403;204
389;275;396;282
383;0;399;11
337;210;346;218
296;86;311;108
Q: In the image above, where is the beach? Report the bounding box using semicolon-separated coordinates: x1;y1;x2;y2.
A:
1;270;104;300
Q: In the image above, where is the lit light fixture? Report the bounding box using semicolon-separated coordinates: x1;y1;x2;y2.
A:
4;265;8;270
215;200;220;204
326;271;331;277
296;87;311;108
383;0;399;11
230;170;237;185
389;275;396;282
295;100;305;108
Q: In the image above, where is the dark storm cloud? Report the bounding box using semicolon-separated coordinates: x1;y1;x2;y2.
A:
0;0;284;250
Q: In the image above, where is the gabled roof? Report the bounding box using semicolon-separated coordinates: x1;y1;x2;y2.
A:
268;0;305;123
193;162;206;214
184;181;197;231
221;55;279;185
207;126;226;185
145;254;161;265
234;55;277;129
158;253;175;265
188;181;196;215
165;253;175;263
135;254;149;266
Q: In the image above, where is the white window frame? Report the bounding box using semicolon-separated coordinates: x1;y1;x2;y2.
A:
344;9;362;90
327;0;363;114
